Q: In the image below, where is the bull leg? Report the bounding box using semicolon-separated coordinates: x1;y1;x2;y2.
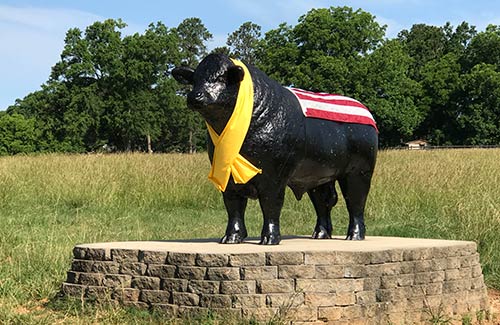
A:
220;191;248;244
308;181;338;239
338;173;373;240
258;186;286;245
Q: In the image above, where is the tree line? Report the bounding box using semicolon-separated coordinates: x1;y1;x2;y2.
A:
1;6;500;154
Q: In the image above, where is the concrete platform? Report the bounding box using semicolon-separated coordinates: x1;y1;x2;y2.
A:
63;236;490;324
75;236;476;253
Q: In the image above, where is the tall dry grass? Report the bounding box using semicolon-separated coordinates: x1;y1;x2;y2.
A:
367;149;500;285
0;149;498;323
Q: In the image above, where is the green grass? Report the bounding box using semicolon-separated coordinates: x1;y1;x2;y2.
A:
0;149;498;323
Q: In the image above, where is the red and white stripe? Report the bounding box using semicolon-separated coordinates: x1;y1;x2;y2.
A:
287;87;377;131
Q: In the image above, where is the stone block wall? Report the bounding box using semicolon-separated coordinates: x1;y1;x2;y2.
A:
62;239;489;324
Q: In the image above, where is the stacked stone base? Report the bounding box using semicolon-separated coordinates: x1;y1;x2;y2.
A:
62;237;489;324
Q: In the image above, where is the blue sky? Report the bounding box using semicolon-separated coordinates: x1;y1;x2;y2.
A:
1;0;500;110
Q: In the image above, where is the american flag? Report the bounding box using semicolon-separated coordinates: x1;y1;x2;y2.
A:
287;87;378;131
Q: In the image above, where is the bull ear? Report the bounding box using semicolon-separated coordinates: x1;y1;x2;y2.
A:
172;67;194;85
228;65;244;85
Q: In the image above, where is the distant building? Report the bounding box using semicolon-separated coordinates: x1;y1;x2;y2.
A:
405;139;428;150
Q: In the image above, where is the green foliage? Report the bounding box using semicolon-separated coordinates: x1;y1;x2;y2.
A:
294;6;385;57
396;21;499;146
171;18;212;153
175;17;212;67
463;24;500;71
256;23;299;85
398;24;449;80
443;22;477;54
49;19;183;152
260;6;385;95
227;21;262;64
417;53;462;145
4;7;500;153
456;63;500;144
0;113;37;155
363;40;424;145
8;18;208;154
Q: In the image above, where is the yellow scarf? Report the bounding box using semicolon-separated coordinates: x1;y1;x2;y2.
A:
206;59;262;192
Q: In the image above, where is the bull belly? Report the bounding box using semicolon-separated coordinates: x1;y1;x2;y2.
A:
287;159;342;200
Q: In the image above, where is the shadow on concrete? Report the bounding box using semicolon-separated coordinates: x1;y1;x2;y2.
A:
147;235;346;245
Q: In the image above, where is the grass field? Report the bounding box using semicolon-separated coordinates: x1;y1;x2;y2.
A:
0;149;499;323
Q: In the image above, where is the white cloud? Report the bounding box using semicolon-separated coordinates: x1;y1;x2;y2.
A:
0;5;103;109
0;5;102;33
0;5;103;67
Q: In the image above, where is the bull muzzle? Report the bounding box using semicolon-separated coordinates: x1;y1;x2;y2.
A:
187;91;206;110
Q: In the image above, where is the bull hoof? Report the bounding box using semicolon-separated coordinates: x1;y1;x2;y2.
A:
220;233;246;244
312;225;332;239
259;234;281;245
345;228;365;240
346;223;365;240
345;233;364;240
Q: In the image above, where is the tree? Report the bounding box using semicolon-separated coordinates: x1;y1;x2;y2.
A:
259;6;407;144
50;19;127;151
398;22;477;80
175;18;212;67
398;24;447;80
7;9;500;153
444;21;476;54
363;40;424;146
396;22;481;144
8;81;82;152
463;24;500;72
211;46;231;56
172;18;213;153
48;19;184;152
257;23;299;85
11;18;192;153
454;64;500;144
51;19;127;86
294;6;385;58
0;113;37;155
417;53;462;144
115;22;180;151
227;22;262;64
259;6;386;96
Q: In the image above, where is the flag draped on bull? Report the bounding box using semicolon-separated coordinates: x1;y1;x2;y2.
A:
287;88;378;132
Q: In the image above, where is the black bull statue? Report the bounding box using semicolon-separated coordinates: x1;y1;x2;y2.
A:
172;54;378;245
